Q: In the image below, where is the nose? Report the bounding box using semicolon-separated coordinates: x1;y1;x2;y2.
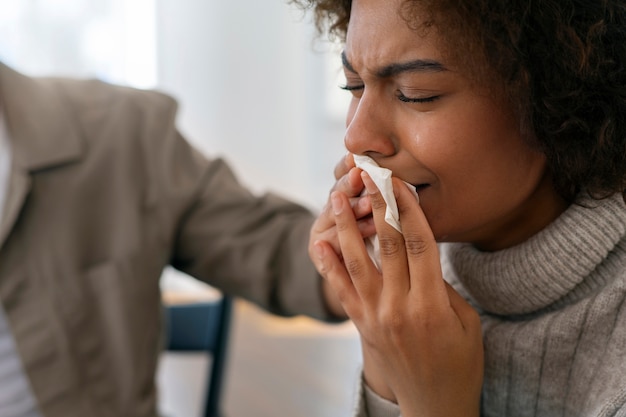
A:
344;92;397;158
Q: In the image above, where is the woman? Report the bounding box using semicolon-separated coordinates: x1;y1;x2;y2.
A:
304;0;626;416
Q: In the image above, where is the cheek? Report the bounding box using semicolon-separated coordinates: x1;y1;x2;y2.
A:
407;104;545;204
401;117;474;170
424;102;528;174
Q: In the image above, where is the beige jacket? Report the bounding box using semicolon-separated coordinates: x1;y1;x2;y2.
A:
0;64;330;417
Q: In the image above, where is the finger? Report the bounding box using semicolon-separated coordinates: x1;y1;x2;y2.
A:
391;177;449;309
312;240;363;320
356;214;376;239
313;176;376;237
332;167;365;196
310;215;376;258
312;169;360;233
333;152;356;180
331;190;382;303
352;189;373;220
310;202;336;239
361;172;411;297
334;167;372;219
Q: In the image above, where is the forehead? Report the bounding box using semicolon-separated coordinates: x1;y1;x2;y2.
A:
344;0;445;72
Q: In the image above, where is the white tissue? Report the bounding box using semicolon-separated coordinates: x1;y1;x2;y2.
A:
353;154;419;270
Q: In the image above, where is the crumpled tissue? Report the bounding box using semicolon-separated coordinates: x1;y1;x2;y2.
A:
353;154;419;270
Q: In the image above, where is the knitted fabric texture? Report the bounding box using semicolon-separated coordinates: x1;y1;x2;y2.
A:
357;193;626;417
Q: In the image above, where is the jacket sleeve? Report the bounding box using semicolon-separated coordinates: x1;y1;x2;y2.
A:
137;90;335;321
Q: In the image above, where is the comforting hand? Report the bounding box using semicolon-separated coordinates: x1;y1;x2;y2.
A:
313;171;484;417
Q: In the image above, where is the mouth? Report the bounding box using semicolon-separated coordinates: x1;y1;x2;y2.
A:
415;184;430;193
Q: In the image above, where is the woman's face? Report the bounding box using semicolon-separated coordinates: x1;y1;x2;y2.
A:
343;0;567;251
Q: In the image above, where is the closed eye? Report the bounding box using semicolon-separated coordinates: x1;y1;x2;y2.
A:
340;84;364;99
339;84;364;92
397;91;440;103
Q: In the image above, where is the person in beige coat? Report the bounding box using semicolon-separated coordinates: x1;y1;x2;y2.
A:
0;62;362;417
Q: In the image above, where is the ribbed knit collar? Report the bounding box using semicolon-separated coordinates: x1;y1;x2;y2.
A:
443;193;626;316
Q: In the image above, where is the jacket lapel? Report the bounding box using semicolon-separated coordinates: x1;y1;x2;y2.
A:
0;63;84;249
0;171;29;250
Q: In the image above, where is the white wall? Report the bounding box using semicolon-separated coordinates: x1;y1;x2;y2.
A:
0;0;158;88
155;0;348;209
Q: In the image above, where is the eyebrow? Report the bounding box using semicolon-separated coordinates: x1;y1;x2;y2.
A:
341;50;447;78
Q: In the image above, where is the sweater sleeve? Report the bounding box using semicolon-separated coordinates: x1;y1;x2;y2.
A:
354;374;402;417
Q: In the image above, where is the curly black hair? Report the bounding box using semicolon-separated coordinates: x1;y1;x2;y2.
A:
291;0;626;203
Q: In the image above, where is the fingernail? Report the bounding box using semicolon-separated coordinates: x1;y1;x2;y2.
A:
313;242;327;273
331;192;342;215
313;241;324;260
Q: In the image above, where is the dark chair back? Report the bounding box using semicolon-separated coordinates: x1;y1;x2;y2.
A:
164;295;234;417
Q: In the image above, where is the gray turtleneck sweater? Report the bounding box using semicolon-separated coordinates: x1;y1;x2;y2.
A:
356;193;626;417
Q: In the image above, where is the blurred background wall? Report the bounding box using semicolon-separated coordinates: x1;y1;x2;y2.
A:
0;0;362;416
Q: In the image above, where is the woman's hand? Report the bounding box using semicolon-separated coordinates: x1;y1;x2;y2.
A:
313;172;484;417
310;154;376;318
310;154;374;255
